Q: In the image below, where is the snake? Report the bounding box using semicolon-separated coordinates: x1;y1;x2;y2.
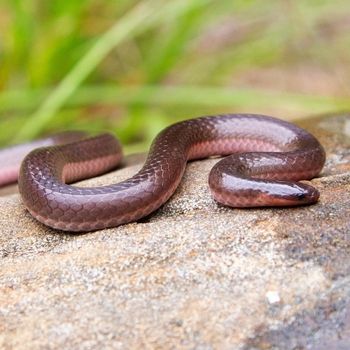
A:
0;114;325;232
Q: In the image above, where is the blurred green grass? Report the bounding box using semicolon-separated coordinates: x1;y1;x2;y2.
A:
0;0;349;151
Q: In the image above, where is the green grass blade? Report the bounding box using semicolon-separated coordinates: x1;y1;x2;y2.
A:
1;85;349;114
13;0;212;142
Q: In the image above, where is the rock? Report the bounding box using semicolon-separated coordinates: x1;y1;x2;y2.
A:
0;113;349;349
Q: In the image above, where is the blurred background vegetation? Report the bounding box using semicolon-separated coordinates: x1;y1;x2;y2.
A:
0;0;349;152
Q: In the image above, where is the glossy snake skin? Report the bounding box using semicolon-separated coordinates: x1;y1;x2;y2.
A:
3;114;326;232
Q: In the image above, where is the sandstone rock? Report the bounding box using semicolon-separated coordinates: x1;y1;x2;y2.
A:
0;113;349;349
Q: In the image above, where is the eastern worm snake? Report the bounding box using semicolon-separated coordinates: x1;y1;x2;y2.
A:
0;114;325;232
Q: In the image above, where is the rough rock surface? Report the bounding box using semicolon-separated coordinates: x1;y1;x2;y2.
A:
0;113;349;349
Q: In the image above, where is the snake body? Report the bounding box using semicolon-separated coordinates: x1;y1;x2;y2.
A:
0;131;87;187
1;114;325;232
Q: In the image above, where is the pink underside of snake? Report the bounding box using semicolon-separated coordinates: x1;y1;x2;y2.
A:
1;114;325;232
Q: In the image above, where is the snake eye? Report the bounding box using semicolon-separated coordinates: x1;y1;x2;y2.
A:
295;192;306;200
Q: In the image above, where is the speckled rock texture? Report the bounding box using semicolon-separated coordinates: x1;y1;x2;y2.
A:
0;113;349;349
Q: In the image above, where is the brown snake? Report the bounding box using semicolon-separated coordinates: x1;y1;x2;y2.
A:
0;114;325;232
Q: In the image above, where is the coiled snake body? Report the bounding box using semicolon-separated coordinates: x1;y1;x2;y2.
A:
0;114;325;232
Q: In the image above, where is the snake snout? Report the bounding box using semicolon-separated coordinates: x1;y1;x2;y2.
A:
283;182;320;205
